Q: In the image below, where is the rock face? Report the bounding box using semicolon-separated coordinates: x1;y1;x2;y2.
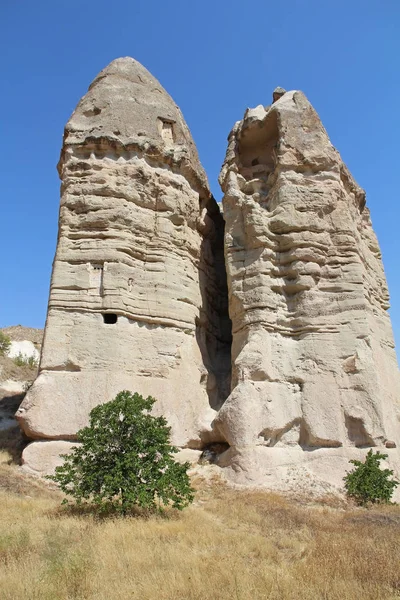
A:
17;58;231;465
215;90;400;493
16;59;400;496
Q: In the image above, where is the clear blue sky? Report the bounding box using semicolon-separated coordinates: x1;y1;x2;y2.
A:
1;1;399;360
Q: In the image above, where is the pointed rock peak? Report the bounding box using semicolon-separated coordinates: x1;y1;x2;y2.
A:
62;56;209;196
272;86;286;103
89;56;159;90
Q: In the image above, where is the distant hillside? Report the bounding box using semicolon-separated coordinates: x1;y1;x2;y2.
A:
0;325;43;385
0;326;43;458
1;325;43;345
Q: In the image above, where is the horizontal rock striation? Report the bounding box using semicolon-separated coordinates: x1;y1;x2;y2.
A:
214;90;400;491
17;58;231;462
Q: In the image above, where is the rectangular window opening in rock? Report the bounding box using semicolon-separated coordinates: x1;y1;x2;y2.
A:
158;119;175;145
102;313;118;325
88;263;104;296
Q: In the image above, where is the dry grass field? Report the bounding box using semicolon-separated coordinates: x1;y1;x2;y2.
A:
0;447;399;600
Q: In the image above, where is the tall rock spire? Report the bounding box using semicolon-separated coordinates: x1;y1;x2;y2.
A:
17;58;231;471
216;90;400;495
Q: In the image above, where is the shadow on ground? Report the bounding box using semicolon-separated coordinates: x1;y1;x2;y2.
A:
0;392;29;463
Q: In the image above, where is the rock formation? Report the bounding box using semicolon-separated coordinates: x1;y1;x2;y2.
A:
215;90;400;494
16;58;400;496
17;57;231;472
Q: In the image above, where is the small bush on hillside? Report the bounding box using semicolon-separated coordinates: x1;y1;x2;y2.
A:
344;449;399;506
0;331;11;357
13;353;38;369
48;391;194;514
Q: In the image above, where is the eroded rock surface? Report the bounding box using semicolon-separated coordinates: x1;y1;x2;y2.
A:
17;58;231;464
215;90;400;491
16;67;400;497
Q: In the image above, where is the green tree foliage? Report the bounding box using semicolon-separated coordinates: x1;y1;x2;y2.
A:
344;449;399;506
0;331;11;357
48;391;194;514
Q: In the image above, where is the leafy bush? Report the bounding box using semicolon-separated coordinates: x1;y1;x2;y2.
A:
48;391;194;514
0;331;11;357
344;449;399;505
13;353;38;368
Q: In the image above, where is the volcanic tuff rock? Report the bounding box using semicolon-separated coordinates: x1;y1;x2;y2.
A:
17;57;231;472
16;58;400;495
214;90;400;494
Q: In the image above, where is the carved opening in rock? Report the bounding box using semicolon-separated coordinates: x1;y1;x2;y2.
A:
239;111;278;172
158;118;175;145
89;263;104;296
345;414;375;448
238;111;279;206
102;313;118;325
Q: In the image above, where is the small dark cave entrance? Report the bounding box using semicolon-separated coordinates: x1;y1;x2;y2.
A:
103;313;118;324
197;195;232;411
199;442;230;465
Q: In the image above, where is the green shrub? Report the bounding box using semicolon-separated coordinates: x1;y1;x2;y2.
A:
344;449;399;505
48;391;194;514
13;353;38;368
0;331;11;357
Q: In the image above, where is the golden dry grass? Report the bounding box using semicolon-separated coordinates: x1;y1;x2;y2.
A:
0;451;399;600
